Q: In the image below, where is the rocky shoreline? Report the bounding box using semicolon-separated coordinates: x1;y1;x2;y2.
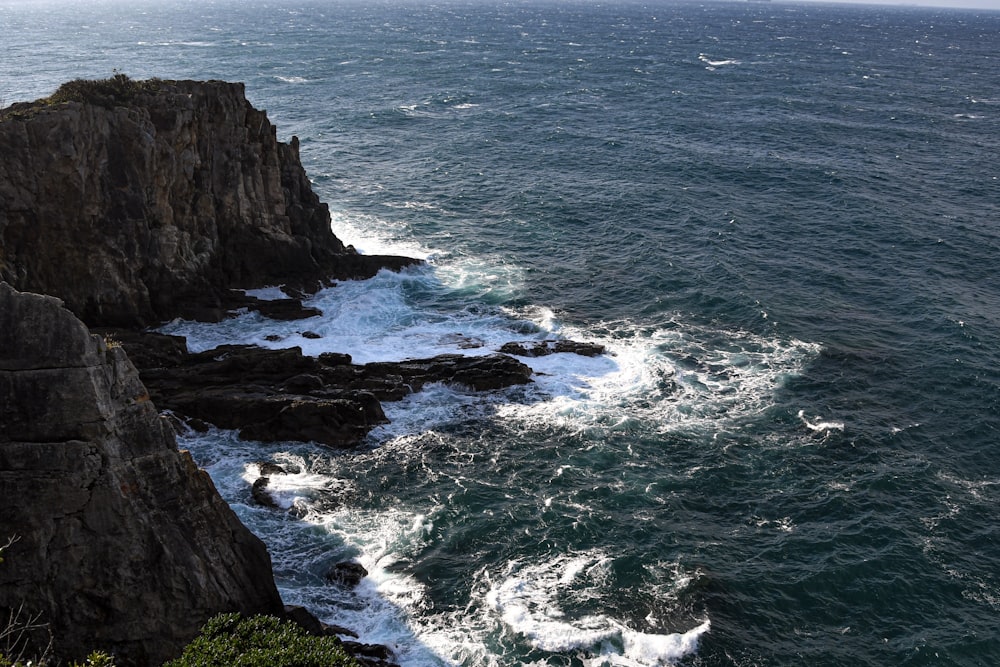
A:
0;76;603;666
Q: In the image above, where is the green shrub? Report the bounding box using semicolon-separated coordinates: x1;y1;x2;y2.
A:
72;652;116;667
164;614;360;667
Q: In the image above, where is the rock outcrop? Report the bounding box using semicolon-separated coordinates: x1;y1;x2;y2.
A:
0;77;419;328
104;331;534;448
0;282;285;666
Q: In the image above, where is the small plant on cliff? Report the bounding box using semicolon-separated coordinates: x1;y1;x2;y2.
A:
164;613;361;667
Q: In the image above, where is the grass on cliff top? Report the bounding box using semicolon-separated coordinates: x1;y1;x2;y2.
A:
0;73;162;120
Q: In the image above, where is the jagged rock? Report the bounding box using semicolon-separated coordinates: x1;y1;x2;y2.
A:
256;461;287;476
499;339;607;358
0;78;420;328
239;397;380;447
319;351;353;366
239;296;322;321
111;335;532;447
341;640;396;662
251;477;279;508
326;561;369;588
282;373;325;393
0;283;284;666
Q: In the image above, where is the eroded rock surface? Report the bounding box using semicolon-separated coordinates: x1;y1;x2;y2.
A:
0;79;419;328
0;283;284;666
108;331;534;447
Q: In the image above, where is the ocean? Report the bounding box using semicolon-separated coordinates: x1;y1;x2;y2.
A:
3;0;999;665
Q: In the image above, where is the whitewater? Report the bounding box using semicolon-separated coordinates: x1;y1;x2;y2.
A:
3;0;1000;665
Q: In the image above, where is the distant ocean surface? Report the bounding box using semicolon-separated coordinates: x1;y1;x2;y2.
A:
3;0;999;665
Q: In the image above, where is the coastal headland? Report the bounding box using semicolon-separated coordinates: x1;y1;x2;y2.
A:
0;76;601;665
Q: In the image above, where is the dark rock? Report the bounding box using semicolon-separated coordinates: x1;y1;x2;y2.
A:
341;641;395;661
324;623;359;639
368;353;534;392
301;330;322;339
283;605;326;636
327;561;369;588
499;339;606;358
251;477;279;508
243;297;323;322
115;334;533;447
499;342;543;357
0;283;284;666
552;340;607;356
256;461;287;476
239;398;377;447
282;373;325;393
0;79;421;329
319;351;353;366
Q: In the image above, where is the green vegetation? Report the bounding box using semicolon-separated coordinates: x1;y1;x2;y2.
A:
0;650;115;667
164;613;361;667
3;536;358;667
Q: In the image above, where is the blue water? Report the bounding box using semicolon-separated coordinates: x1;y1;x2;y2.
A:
4;1;1000;665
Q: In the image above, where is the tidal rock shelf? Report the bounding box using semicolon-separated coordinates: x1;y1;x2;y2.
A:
104;329;534;448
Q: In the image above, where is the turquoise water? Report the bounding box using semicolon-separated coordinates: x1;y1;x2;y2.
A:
3;1;1000;664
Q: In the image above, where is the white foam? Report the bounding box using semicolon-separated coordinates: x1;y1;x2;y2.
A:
797;409;845;433
329;209;434;260
698;54;740;67
241;285;290;300
486;552;708;664
498;322;820;438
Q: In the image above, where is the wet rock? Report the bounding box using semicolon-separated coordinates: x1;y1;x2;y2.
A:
341;641;395;662
319;351;353;366
499;339;606;358
256;461;287;476
251;477;279;508
282;373;325;393
326;561;369;588
115;335;532;447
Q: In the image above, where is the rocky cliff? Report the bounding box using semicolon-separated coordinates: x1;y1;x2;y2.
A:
0;282;285;665
0;77;418;328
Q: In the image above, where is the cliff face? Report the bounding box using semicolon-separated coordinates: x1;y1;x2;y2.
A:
0;79;416;328
0;282;284;665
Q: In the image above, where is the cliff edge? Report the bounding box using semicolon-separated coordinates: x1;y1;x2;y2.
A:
0;282;285;665
0;77;418;328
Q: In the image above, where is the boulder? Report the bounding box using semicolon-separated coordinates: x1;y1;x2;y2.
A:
326;561;369;588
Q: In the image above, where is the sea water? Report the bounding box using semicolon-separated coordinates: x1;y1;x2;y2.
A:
3;0;999;665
